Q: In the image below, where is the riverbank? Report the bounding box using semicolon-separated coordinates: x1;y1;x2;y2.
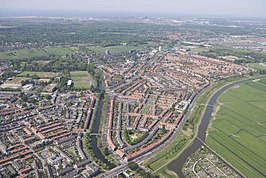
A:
168;75;266;178
144;75;256;177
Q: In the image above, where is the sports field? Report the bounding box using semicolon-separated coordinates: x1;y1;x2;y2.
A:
70;71;92;90
207;78;266;178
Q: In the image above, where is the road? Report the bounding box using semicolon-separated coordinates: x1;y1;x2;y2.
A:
168;76;266;178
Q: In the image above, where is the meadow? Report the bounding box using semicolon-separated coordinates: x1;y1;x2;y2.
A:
207;79;266;178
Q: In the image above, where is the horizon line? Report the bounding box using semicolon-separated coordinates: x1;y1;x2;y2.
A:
0;8;266;19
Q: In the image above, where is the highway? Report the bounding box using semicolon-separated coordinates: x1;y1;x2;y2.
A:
168;76;266;178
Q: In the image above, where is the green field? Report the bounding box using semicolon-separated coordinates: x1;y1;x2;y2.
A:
248;63;266;70
200;46;266;63
7;77;31;84
18;71;60;78
144;134;188;171
0;48;44;60
0;46;75;60
73;81;90;89
207;79;266;178
0;43;157;60
43;46;74;56
70;71;92;90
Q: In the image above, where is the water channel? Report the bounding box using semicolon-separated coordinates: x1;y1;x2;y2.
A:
168;77;265;177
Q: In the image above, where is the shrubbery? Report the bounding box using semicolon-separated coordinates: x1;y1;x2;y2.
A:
128;162;159;178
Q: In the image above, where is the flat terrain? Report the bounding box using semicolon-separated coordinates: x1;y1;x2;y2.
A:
70;71;92;90
43;46;74;56
18;71;60;79
248;63;266;70
0;46;75;60
144;133;188;172
207;79;266;178
0;77;30;89
87;42;157;54
183;147;241;177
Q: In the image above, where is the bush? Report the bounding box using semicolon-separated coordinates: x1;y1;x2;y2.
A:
128;162;158;178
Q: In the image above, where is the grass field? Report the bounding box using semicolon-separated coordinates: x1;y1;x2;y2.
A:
0;48;44;60
248;63;266;70
207;78;266;178
18;71;60;78
0;46;75;60
70;71;92;90
43;46;74;56
144;133;188;171
73;81;90;89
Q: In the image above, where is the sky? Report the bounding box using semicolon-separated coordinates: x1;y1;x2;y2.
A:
1;0;266;18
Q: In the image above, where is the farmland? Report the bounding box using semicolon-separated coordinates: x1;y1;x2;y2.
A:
70;71;92;90
207;79;266;178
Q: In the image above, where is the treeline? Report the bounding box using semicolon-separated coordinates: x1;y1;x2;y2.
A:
84;133;110;170
200;47;266;64
258;69;266;74
12;55;87;72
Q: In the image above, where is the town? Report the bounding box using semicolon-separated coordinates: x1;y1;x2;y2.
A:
0;15;265;178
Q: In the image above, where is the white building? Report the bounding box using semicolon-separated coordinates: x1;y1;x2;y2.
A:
67;80;72;87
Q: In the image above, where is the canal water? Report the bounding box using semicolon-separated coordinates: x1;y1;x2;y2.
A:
90;80;116;169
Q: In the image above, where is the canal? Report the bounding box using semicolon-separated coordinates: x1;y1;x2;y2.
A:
90;80;116;169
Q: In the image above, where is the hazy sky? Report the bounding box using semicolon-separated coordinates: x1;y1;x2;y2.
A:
1;0;266;18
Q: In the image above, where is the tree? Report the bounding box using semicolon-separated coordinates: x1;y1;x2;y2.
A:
44;94;52;100
102;147;109;156
128;162;138;170
162;125;167;135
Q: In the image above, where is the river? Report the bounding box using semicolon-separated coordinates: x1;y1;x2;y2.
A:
168;76;266;178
